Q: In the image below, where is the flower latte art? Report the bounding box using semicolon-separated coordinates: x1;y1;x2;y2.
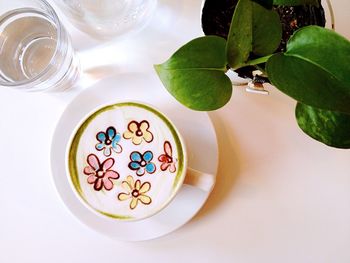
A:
67;102;185;221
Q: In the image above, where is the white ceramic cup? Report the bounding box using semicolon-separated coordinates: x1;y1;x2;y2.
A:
66;101;215;221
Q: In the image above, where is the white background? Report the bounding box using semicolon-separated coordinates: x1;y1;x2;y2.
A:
1;0;350;262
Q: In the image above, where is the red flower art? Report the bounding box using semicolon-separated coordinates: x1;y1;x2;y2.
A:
83;154;119;191
158;141;177;173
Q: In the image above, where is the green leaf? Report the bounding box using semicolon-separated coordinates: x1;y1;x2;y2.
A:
253;0;273;9
266;26;350;114
252;2;282;56
273;0;319;6
226;0;281;68
226;0;253;69
154;36;232;111
296;103;350;149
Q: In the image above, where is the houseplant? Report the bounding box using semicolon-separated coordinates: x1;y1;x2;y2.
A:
155;0;350;149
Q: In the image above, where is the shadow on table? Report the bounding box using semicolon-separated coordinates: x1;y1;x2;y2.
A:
190;111;241;222
44;64;122;103
83;64;121;81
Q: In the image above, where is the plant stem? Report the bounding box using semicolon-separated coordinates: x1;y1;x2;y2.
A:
244;54;273;66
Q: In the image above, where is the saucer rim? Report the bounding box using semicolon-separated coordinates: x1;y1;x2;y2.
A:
49;73;218;241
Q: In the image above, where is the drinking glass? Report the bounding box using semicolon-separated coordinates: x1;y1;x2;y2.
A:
54;0;157;40
0;0;79;91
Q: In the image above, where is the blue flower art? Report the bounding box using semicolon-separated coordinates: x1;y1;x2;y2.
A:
128;151;156;176
95;126;123;157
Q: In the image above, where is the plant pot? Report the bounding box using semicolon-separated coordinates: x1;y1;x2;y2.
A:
200;0;335;91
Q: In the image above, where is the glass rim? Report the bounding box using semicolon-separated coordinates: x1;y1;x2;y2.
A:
0;0;66;88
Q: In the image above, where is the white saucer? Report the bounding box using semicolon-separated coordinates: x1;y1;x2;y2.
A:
50;73;218;241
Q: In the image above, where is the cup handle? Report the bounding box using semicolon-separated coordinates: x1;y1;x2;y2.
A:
183;167;216;192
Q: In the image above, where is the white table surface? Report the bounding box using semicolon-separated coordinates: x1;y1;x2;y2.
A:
1;0;349;262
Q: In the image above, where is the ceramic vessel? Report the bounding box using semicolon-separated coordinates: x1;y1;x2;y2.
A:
66;101;213;221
